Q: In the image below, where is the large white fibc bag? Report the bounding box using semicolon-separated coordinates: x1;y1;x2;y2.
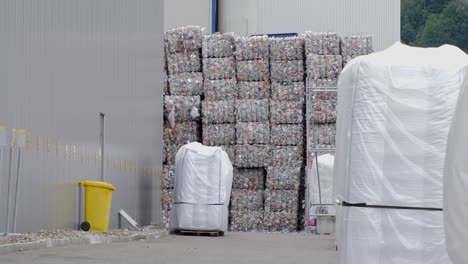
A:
170;142;233;231
333;42;468;264
308;154;335;215
444;67;468;264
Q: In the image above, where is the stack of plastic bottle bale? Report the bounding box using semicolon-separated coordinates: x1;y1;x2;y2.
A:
162;26;204;227
263;37;305;232
201;33;237;161
340;34;373;65
229;35;271;231
304;32;343;151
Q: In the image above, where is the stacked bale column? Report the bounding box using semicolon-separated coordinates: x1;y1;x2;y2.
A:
201;33;237;161
162;26;203;227
341;35;373;65
302;33;342;229
229;36;271;231
304;32;342;150
265;37;305;232
229;168;265;231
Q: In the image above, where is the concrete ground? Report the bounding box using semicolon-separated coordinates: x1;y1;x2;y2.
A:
0;232;338;264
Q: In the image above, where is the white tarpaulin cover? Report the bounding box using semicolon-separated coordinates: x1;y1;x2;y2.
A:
308;154;336;215
444;67;468;264
171;142;233;231
333;42;468;264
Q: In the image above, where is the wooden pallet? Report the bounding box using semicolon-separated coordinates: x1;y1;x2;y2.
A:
171;229;224;237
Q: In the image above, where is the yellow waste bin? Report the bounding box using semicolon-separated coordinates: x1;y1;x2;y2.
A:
80;181;115;232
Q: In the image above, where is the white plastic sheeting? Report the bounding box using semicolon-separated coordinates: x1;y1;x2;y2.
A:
334;42;468;264
308;154;335;215
171;142;233;231
444;67;468;264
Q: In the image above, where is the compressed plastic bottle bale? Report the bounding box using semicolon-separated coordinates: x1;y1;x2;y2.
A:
271;82;305;102
270;101;303;124
204;79;238;100
164;26;203;54
166;50;201;75
270;124;304;146
202;124;236;146
313;101;336;123
203;57;236;80
306;78;338;89
220;145;236;163
202;100;236;124
306;54;343;80
235;99;270;122
263;211;297;232
232;168;265;189
238;81;271;100
163;70;169;95
266;166;301;190
304;32;341;55
202;33;235;58
230;189;264;210
341;35;373;64
164;96;201;123
269;37;304;60
270;60;304;83
234;35;269;60
234;145;271;168
162;165;176;189
168;72;203;96
162;189;174;211
163;121;201;145
311;91;337;123
229;210;264;232
162;209;172;228
271;145;303;167
236;122;271;145
312;123;336;148
236;60;270;81
264;189;299;212
164;143;184;164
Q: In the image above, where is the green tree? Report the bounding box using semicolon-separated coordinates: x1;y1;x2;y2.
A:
415;1;468;51
401;0;467;52
415;13;451;46
401;0;428;44
424;0;450;13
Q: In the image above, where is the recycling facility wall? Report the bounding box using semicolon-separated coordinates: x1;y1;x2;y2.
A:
218;0;400;51
0;0;164;232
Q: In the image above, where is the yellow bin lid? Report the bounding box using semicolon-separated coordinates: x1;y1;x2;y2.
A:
80;180;116;191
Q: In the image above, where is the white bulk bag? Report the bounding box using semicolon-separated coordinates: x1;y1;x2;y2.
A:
444;67;468;264
333;42;468;264
308;154;335;215
170;142;233;231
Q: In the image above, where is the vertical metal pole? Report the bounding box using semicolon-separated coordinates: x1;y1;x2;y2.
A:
315;152;322;207
305;89;311;220
5;146;13;234
12;148;22;233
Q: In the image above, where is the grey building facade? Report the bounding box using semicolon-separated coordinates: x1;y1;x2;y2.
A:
0;0;164;232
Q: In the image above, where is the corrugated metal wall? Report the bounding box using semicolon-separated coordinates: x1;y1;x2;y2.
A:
164;0;212;32
218;0;257;36
256;0;400;51
0;0;164;233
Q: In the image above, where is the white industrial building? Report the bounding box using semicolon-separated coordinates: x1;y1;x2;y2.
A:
165;0;401;51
